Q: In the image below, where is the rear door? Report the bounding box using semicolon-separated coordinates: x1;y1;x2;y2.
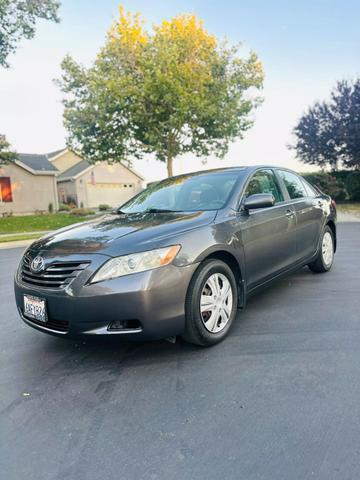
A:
238;169;297;288
276;169;324;261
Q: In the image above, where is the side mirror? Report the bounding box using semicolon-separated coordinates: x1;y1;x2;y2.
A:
243;193;275;211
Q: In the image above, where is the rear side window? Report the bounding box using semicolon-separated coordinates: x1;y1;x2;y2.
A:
278;170;307;200
302;179;319;197
244;169;284;203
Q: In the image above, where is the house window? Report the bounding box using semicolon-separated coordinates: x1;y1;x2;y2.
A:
0;177;13;202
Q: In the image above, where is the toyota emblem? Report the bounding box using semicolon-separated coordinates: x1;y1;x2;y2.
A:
30;256;45;273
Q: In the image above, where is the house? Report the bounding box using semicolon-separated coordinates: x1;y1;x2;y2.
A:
0;152;59;215
0;148;144;215
51;149;144;208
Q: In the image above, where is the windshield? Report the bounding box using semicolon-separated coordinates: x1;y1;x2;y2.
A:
120;170;244;213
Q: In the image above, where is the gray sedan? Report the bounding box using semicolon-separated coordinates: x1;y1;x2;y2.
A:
14;166;336;346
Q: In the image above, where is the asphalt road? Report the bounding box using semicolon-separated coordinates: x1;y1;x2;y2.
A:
1;223;360;480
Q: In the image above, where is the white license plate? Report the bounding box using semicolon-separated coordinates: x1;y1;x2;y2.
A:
24;295;47;323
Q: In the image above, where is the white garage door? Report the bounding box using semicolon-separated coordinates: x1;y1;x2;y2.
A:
87;183;136;208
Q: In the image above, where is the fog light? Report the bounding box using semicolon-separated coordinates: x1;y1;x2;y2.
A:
108;319;141;331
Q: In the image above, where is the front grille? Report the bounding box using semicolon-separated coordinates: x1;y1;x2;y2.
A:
22;312;69;332
21;254;89;289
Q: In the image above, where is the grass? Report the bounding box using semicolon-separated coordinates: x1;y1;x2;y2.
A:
336;203;360;212
0;233;43;244
0;213;93;234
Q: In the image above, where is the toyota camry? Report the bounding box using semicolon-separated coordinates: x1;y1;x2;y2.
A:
14;166;337;346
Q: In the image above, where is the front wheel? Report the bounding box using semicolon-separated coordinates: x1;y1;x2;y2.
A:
182;259;238;346
308;225;334;273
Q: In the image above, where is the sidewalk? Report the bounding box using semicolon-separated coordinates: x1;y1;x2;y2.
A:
0;230;50;239
337;211;360;222
0;239;38;249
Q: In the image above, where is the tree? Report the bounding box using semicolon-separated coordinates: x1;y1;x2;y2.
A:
346;172;360;201
302;172;347;201
291;79;360;170
0;134;17;164
58;7;263;177
0;0;60;67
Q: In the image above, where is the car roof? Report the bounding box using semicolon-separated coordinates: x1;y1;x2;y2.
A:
167;165;296;178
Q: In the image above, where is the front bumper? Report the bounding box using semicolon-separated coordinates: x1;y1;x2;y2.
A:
14;261;198;340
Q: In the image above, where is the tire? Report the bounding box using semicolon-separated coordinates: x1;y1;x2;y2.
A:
308;225;334;273
182;259;238;346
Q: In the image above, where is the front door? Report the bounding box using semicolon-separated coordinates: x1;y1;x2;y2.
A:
237;169;297;289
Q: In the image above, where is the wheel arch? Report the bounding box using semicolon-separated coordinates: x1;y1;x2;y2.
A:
326;219;337;252
200;249;246;308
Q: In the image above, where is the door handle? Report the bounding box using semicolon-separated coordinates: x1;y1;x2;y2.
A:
285;209;294;218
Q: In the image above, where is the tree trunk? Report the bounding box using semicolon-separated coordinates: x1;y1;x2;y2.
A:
167;155;173;177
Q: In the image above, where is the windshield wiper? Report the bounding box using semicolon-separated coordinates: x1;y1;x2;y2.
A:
113;208;178;215
144;208;177;213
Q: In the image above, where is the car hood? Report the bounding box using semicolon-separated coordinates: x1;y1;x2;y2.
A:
29;211;217;257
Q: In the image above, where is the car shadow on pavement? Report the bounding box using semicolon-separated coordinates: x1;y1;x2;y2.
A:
29;265;317;373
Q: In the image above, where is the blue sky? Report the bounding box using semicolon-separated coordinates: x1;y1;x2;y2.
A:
1;0;359;180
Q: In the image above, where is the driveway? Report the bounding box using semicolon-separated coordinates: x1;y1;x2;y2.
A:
1;223;360;480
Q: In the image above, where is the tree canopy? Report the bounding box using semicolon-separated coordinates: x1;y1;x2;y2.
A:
291;79;360;170
58;7;263;176
0;0;60;67
0;135;17;164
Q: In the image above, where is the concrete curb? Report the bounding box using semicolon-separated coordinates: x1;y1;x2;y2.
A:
0;230;50;239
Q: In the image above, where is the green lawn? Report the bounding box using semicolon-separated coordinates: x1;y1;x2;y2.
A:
337;203;360;212
0;213;94;234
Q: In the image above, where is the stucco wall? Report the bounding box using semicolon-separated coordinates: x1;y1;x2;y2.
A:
51;150;82;173
75;177;89;207
81;163;143;208
86;162;143;185
77;162;143;208
57;178;90;208
0;163;58;215
55;158;144;208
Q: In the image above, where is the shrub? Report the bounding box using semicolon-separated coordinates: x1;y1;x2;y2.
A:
302;172;347;201
98;204;111;211
70;208;95;216
346;172;360;201
48;202;53;213
58;203;71;212
1;211;13;217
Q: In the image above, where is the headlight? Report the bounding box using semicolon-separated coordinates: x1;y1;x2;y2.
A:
90;245;181;283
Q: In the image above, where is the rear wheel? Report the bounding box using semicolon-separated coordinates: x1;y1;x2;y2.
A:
182;259;238;346
308;225;334;273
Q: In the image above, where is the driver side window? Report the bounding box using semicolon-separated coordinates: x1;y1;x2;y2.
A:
244;170;284;204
